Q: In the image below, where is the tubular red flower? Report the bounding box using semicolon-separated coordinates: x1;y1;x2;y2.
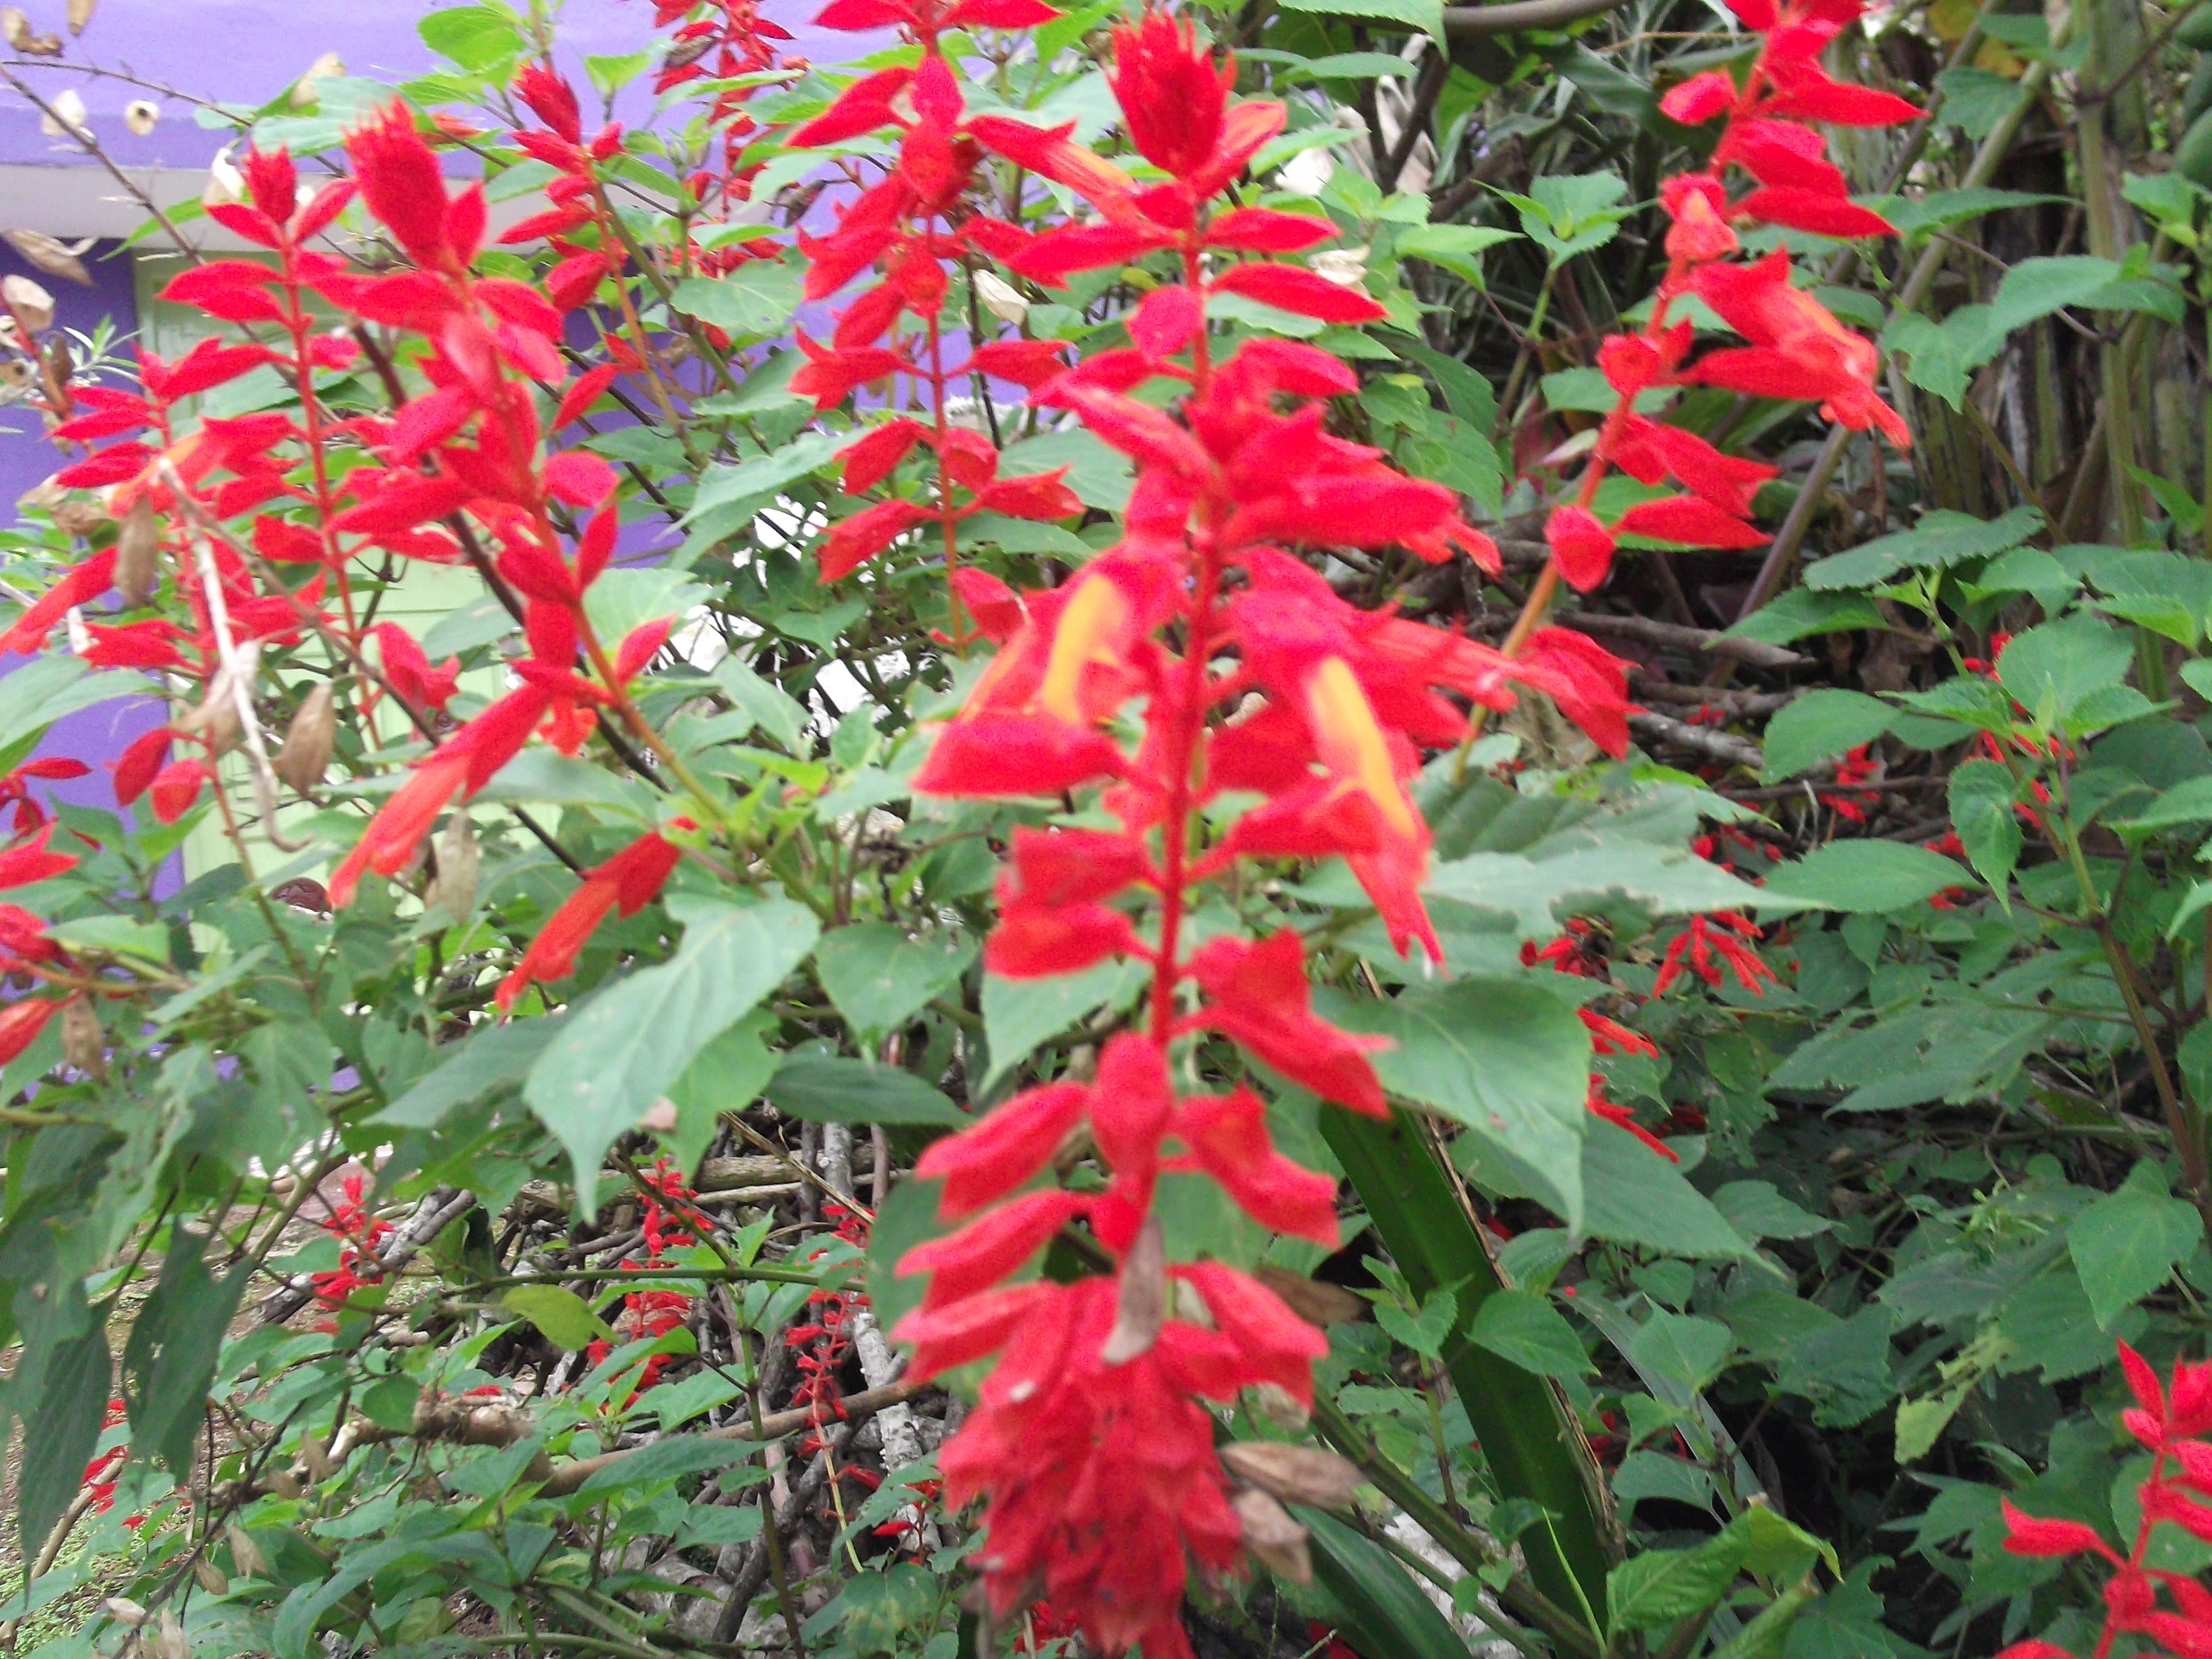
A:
345;102;453;268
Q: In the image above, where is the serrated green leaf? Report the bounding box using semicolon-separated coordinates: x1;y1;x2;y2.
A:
1949;758;2022;893
1761;689;1894;782
1467;1289;1591;1375
1762;841;1975;914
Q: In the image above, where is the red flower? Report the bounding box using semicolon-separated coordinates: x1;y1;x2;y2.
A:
1692;251;1911;447
496;826;685;1008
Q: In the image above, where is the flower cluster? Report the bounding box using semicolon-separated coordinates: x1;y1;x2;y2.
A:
833;15;1637;1656
1527;0;1915;617
1997;1343;2212;1659
585;1162;708;1397
309;1171;395;1324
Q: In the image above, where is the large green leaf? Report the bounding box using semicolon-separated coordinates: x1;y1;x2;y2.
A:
1803;505;2042;591
1579;1122;1756;1258
1468;1289;1592;1376
1995;614;2137;732
1762;841;1974;913
1761;690;1894;782
1323;978;1589;1228
979;959;1144;1089
121;1241;246;1479
18;1319;109;1556
764;1053;968;1125
2068;1165;2206;1327
1949;759;2023;892
815;923;977;1040
0;656;155;755
668;250;807;337
380;1018;562;1128
1300;1507;1476;1659
1425;842;1772;940
523;895;820;1182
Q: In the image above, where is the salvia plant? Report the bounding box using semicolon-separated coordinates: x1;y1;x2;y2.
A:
8;0;2212;1656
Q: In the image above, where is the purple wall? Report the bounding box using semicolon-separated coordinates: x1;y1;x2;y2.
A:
2;237;164;820
0;0;863;169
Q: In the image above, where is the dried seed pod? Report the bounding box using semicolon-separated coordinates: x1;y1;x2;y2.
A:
1100;1214;1165;1364
225;1524;269;1579
190;1557;228;1597
115;496;160;606
60;995;106;1079
103;1599;149;1629
178;673;241;753
426;808;477;919
974;269;1029;326
1253;1264;1367;1328
1231;1488;1312;1584
124;99;158;135
202;147;243;207
273;682;335;792
156;1611;186;1659
291;50;343;107
298;1434;332;1483
1220;1442;1365;1510
66;0;92;33
3;273;54;332
0;8;26;45
3;228;90;285
38;88;87;139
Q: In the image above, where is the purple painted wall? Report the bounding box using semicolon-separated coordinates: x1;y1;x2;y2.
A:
0;0;862;168
2;237;165;818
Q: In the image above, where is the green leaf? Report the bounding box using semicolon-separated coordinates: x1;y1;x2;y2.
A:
1762;841;1974;913
1467;1290;1591;1375
1803;505;2043;590
524;895;820;1182
979;959;1144;1089
1729;589;1887;645
815;924;977;1040
45;914;169;962
1324;978;1589;1229
379;1019;560;1128
1710;1181;1831;1240
832;1563;941;1656
2068;1166;2206;1326
1375;1287;1459;1359
575;1437;764;1496
1425;841;1772;942
764;1053;968;1125
121;1241;246;1478
2119;773;2212;831
1001;426;1133;511
1607;1537;1745;1635
1932;63;2027;137
1277;0;1442;36
669;251;808;337
713;658;811;754
1996;613;2136;732
1949;758;2023;892
476;747;656;816
1629;1312;1733;1394
417;4;522;70
502;1285;614;1351
1578;1120;1756;1258
684;431;841;525
1301;1508;1483;1659
665;1015;779;1173
1760;689;1894;782
0;655;155;755
18;1320;109;1556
